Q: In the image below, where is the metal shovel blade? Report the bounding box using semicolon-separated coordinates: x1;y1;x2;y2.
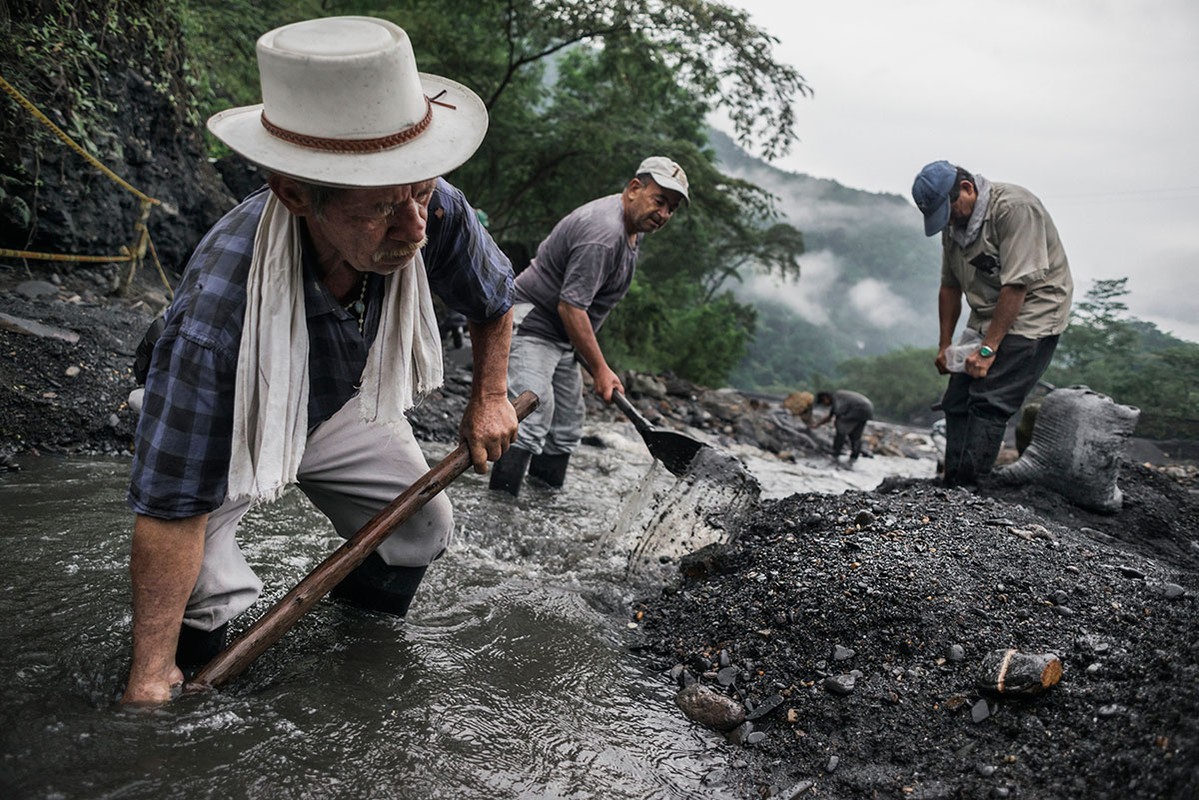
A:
608;389;711;477
639;426;711;477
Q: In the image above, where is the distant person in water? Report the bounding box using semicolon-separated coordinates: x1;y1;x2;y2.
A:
487;157;690;496
810;390;874;465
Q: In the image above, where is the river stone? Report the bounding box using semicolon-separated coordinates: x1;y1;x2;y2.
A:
745;692;784;721
16;280;58;300
824;674;856;695
675;684;746;731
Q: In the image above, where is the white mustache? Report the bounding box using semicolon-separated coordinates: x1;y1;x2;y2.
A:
373;237;427;264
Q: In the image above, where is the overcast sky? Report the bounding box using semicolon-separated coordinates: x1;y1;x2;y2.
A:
718;0;1199;343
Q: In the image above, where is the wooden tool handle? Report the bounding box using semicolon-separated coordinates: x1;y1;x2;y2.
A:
186;389;539;692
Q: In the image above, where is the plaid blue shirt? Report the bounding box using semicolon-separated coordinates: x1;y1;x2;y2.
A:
128;180;513;519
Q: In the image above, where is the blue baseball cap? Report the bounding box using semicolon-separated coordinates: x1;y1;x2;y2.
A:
912;160;958;236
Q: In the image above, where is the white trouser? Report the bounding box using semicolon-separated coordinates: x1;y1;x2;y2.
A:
183;395;453;631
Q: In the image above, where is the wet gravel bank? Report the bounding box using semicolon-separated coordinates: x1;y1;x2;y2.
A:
633;473;1199;799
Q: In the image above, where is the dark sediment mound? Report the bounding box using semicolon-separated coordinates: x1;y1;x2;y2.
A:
633;472;1199;799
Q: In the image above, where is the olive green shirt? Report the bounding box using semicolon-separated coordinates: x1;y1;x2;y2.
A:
941;181;1073;338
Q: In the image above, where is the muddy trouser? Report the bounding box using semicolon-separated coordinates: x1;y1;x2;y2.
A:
833;417;870;460
506;331;586;457
940;334;1059;486
182;394;453;633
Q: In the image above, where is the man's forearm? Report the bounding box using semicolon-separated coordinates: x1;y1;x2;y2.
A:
983;285;1028;349
557;302;605;372
938;286;962;349
467;308;513;400
124;512;207;704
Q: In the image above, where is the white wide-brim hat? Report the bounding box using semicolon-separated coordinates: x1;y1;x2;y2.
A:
207;16;488;188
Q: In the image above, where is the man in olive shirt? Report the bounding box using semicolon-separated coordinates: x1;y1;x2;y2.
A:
912;161;1073;487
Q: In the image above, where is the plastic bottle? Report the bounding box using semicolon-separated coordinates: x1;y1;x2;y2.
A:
944;329;983;373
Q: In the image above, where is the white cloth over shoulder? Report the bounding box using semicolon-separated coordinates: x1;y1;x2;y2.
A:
225;193;443;503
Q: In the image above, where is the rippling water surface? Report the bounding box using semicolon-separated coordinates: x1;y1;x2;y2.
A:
0;424;934;799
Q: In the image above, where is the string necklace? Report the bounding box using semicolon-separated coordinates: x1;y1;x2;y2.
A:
345;274;368;335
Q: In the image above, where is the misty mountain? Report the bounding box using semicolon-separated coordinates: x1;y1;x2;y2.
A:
710;130;943;391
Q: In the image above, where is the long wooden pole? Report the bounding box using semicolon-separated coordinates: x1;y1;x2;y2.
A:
185;390;538;693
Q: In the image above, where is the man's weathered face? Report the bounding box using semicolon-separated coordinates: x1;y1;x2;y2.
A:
948;180;977;227
288;179;438;275
623;178;684;235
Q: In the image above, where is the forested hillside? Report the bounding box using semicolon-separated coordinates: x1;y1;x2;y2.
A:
709;130;944;392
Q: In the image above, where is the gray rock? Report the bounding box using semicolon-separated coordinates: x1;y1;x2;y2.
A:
717;666;739;686
16;280;59;300
675;684;746;731
948;644;966;662
745;693;784;721
833;644;856;661
976;763;997;777
826;755;840;772
786;780;815;799
1161;583;1185;600
824;674;856;695
971;698;992;723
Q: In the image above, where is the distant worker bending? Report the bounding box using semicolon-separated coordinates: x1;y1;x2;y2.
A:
810;389;874;465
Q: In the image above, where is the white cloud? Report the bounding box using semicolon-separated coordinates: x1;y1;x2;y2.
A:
719;0;1199;343
847;278;919;329
741;249;840;325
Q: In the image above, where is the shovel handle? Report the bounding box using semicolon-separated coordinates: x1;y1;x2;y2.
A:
185;389;539;693
574;354;657;434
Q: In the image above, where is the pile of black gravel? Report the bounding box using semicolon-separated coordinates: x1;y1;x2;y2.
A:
634;474;1199;799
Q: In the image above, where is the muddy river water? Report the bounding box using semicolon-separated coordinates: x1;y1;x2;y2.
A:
0;424;933;799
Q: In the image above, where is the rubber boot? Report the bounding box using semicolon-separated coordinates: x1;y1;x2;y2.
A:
330;552;427;617
489;446;532;497
957;416;1007;487
528;452;570;489
176;622;228;676
941;414;968;487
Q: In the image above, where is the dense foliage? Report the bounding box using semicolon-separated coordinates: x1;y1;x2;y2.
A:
168;0;811;382
772;278;1199;437
1044;279;1199;440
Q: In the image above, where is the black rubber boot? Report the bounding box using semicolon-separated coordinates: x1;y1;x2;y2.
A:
176;622;228;675
488;446;532;497
528;452;570;489
957;416;1007;487
330;552;427;617
941;413;968;486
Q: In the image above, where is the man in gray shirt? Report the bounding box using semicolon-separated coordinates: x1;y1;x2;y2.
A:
489;157;689;495
810;390;875;466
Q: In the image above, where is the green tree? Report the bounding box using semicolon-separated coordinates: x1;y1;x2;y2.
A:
837;347;945;424
1052;277;1137;373
1046;277;1199;439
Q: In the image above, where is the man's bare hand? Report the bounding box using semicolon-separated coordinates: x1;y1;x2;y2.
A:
934;347;951;375
122;665;183;706
460;394;518;473
965;351;995;379
592;364;625;403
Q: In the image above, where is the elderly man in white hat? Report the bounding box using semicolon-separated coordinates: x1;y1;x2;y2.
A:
488;156;689;496
122;16;518;705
